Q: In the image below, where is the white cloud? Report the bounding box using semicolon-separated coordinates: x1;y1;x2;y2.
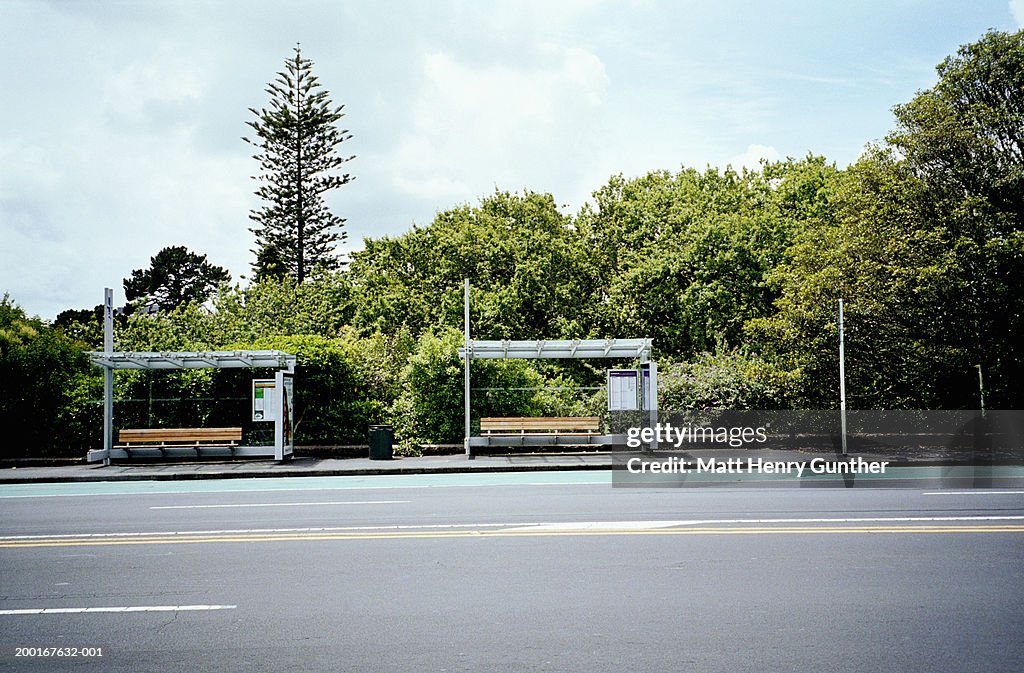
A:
102;56;207;124
1012;0;1024;27
389;44;609;202
0;102;253;316
730;144;781;171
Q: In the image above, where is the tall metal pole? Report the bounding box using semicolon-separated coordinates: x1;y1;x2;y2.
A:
839;298;848;456
976;364;985;418
103;288;114;466
464;279;472;459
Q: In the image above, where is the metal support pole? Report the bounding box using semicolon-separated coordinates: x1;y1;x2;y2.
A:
839;298;847;456
102;288;114;466
464;279;473;459
977;364;985;418
646;362;658;453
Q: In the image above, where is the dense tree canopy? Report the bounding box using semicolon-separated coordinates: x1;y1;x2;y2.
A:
346;190;597;340
885;29;1024;407
576;160;833;358
1;296;97;456
889;30;1024;224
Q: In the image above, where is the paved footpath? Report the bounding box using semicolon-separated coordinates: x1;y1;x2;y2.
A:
1;444;1021;484
0;453;613;483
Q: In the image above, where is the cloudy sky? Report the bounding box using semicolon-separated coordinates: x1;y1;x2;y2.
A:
2;0;1022;320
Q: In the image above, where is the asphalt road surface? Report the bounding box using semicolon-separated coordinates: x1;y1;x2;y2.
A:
1;471;1023;672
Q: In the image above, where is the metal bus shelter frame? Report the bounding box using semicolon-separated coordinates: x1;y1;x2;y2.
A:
456;280;656;458
86;349;297;464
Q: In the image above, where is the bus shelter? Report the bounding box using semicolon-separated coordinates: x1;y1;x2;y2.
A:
457;338;657;456
87;349;297;464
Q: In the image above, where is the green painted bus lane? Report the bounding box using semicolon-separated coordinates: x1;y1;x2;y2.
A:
0;470;612;498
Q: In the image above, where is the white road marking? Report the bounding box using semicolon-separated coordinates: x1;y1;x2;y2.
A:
498;515;1024;532
0;523;528;541
4;515;1024;542
0;605;236;615
502;520;686;531
922;491;1024;496
149;500;408;510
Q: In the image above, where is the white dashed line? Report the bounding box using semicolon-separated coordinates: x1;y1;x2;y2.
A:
0;605;236;615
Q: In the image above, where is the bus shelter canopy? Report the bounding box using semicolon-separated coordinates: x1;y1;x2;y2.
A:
89;350;296;371
458;339;651;362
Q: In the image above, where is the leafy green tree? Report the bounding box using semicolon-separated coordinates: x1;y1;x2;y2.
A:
202;274;353;344
745;32;1024;410
123;245;230;312
347;190;597;340
252;241;289;282
118;273;356;351
888;29;1024;223
576;160;831;359
886;29;1024;407
748;150;984;409
54;305;104;349
602;212;784;356
245;44;354;283
388;329;465;447
0;295;97;457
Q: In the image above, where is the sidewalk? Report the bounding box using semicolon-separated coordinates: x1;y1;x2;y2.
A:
0;444;1013;485
0;453;614;484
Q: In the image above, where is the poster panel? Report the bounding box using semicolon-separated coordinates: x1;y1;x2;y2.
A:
274;370;294;459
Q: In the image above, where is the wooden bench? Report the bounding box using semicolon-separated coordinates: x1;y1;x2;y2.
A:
116;427;243;457
480;417;601;436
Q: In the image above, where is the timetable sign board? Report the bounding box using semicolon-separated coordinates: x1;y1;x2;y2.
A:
608;369;640;411
253;378;278;421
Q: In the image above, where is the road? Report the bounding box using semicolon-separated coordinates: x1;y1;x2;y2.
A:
1;471;1023;672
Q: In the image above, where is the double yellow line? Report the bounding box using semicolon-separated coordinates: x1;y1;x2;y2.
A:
3;524;1023;548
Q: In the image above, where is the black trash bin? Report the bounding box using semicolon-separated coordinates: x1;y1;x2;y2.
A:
368;425;394;460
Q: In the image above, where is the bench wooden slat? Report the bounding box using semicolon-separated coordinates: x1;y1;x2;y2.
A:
480;417;600;435
116;427;242;449
117;428;241;444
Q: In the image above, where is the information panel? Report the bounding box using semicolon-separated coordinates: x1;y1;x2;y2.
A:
608;369;640;411
252;378;278;421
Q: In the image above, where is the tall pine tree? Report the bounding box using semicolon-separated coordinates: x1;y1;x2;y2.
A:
244;45;354;283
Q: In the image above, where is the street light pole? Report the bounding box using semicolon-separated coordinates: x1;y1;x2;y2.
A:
839;299;847;456
977;364;985;418
103;288;114;466
464;278;472;459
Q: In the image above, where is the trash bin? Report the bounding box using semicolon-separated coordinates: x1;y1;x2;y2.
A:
368;425;393;460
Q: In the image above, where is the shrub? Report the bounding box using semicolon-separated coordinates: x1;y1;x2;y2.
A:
658;350;789;411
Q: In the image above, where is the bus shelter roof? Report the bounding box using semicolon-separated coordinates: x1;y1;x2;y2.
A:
88;350;297;371
458;338;651;361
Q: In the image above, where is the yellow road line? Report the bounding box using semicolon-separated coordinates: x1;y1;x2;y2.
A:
2;525;1023;548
